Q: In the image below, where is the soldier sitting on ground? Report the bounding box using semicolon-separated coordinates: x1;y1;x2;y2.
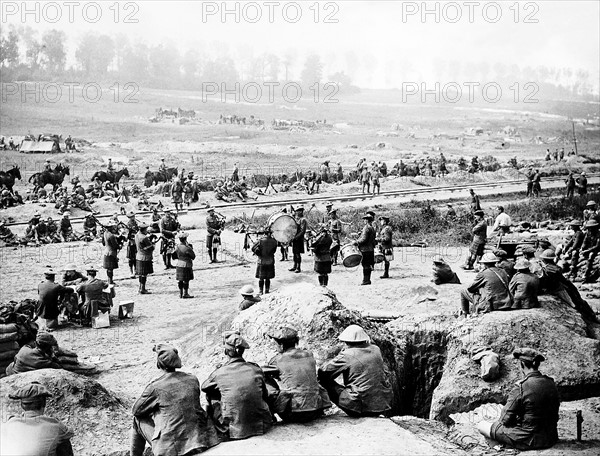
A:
431;255;461;285
508;259;540;309
317;325;393;418
264;327;331;423
477;348;559;451
6;332;63;375
1;382;74;456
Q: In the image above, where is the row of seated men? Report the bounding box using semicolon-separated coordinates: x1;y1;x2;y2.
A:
1;325;561;455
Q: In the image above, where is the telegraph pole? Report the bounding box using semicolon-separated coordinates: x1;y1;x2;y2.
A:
572;121;578;155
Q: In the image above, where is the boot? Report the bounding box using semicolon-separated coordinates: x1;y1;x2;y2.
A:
289;262;297;272
182;287;194;299
360;270;372;286
380;263;390;279
318;276;324;286
212;248;219;263
296;260;301;273
208;249;213;263
323;275;329;286
265;280;270;294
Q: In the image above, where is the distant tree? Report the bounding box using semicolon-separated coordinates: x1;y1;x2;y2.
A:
329;71;360;94
148;43;181;88
200;58;239;89
41;30;66;74
282;48;297;81
266;53;280;81
301;54;323;88
76;33;115;76
0;30;19;68
182;48;201;88
121;42;150;82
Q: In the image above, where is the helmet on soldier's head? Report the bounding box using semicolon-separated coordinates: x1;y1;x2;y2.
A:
338;325;370;343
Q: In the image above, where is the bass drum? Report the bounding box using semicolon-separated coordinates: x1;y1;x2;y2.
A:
267;213;298;243
340;243;362;268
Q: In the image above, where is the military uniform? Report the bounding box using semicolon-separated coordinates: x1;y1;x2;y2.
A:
470;219;488;257
132;371;218;456
160;215;179;268
77;277;110;320
563;228;585;276
356;220;377;285
311;230;333;286
37;280;68;323
252;235;278;280
265;348;331;422
202;357;273;440
328;217;342;265
126;218;139;273
491;371;559;450
509;271;540;309
102;230;120;271
135;231;154;276
290;213;307;272
318;343;392;417
461;267;513;314
377;223;394;278
1;409;73;455
432;262;461;285
5;345;62;375
206;212;222;262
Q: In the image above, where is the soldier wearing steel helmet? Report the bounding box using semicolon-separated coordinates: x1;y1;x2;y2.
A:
201;332;272;440
1;381;74;455
239;285;261;311
581;219;600;283
561;219;584;278
263;326;331;423
508;259;540;309
477;348;559;451
460;252;513;316
317;325;392;418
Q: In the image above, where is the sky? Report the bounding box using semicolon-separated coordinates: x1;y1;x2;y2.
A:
2;1;599;91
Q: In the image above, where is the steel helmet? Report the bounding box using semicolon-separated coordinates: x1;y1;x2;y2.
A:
338;324;370;343
239;285;255;296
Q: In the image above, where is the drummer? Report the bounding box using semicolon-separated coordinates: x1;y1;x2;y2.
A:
354;211;377;286
290;207;308;273
311;224;333;286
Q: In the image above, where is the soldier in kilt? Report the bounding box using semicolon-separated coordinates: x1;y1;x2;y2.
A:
377;216;394;279
462;210;487;270
289;207;307;273
174;232;195;299
252;227;278;294
126;211;139;278
160;209;179;269
102;220;121;284
311;225;333;286
135;223;154;294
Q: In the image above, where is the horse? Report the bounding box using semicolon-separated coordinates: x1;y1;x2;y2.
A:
152;167;178;186
0;166;22;191
29;165;70;192
90;168;130;189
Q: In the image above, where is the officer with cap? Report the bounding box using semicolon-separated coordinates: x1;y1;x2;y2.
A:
317;324;392;417
239;285;261;310
6;332;62;375
1;382;74;455
477;348;559;450
263;326;331;423
462;210;487;270
131;344;219;456
37;269;71;330
201;331;272;440
102;219;121;284
174;231;195;299
494;249;515;280
290;206;308;273
460;252;513;315
354;211;377;285
509;259;540;309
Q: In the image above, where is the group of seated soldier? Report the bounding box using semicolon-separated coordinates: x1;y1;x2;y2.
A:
0;186;24;208
214;178;252;203
23;212;77;244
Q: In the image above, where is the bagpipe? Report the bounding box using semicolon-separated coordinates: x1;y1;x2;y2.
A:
93;215;129;250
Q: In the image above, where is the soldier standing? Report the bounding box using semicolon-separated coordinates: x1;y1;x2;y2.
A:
251;227;278;294
525;165;535;197
160;209;179;269
377;216;393;279
107;158;115;173
327;209;342;266
171;177;184;212
565;172;576;198
469;189;481;213
462;210;487;270
336;162;343;182
206;208;223;263
126;212;139;278
174;232;195;299
135;223;154;294
102;220;121;284
354;211;376;285
59;212;73;242
144;166;153;187
371;168;381;195
577;172;588;195
360;167;371;194
532;169;541;197
311;224;333;287
290;207;307;273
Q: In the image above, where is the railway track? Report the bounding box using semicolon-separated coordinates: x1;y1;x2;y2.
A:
4;173;599;228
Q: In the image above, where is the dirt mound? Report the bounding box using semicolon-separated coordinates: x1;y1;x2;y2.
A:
186;283;409;414
0;369;130;455
428;295;600;424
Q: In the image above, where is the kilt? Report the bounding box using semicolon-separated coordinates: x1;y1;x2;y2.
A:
314;260;332;274
126;241;137;260
361;251;375;268
469;240;485;256
292;238;305;254
256;263;275;279
172;193;183;204
136;260;154;276
103;255;119;269
176;266;194;281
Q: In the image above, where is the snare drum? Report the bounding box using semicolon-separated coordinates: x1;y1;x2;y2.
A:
340;243;362;268
268;213;298;243
374;252;385;264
